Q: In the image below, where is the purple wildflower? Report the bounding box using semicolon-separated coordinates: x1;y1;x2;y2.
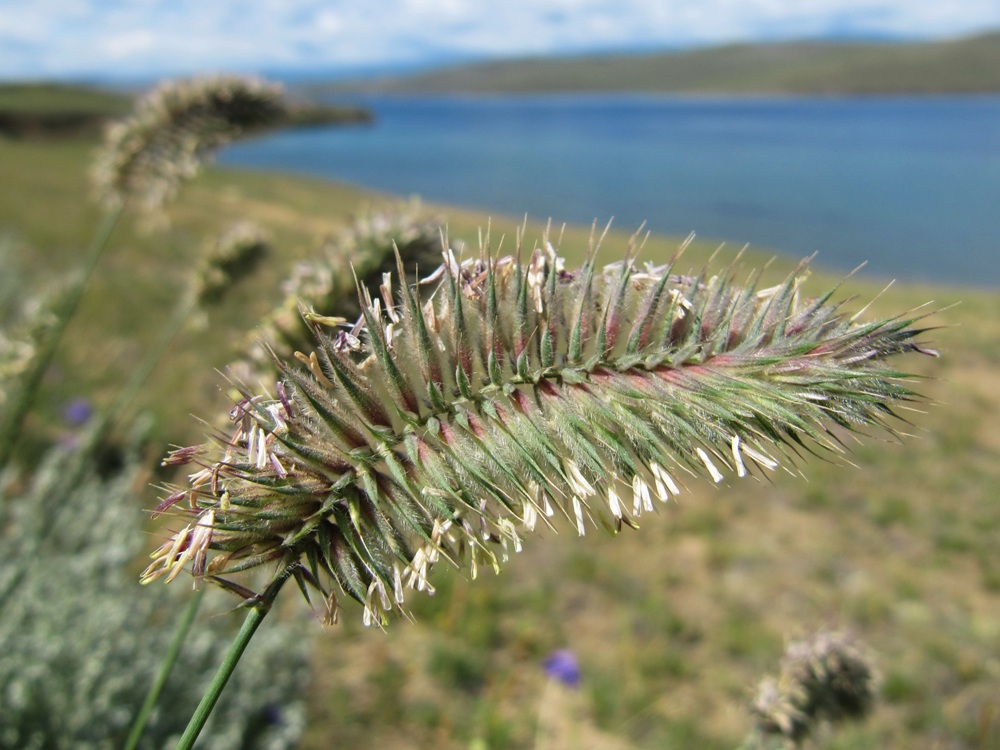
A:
62;397;93;426
543;649;581;688
262;703;284;726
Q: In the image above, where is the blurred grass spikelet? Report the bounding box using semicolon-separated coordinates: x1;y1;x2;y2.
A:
0;298;57;408
750;630;878;745
92;75;287;218
230;204;444;387
142;229;938;627
0;267;68;409
0;243;52;403
191;220;270;309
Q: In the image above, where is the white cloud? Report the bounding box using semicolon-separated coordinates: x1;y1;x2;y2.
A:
314;11;344;34
103;30;158;59
0;0;998;79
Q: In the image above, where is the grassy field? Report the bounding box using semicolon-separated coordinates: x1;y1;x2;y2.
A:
327;31;1000;95
2;113;998;750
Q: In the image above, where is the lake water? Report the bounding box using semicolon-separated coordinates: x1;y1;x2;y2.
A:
219;95;1000;288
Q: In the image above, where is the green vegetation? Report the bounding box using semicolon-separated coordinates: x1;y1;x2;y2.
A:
0;82;132;138
0;80;370;139
329;31;1000;94
1;83;998;749
0;82;133;115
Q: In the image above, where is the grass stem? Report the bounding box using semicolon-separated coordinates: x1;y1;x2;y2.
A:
173;572;288;750
124;586;206;750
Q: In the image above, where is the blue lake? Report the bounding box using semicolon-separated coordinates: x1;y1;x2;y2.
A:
219;95;1000;288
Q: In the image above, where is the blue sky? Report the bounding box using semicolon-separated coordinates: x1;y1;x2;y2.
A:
3;0;1000;80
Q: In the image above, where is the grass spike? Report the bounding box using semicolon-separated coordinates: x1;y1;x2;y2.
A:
144;234;939;627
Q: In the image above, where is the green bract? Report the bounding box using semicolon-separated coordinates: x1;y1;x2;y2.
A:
143;233;936;627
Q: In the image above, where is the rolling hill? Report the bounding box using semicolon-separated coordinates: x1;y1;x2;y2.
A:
325;31;1000;95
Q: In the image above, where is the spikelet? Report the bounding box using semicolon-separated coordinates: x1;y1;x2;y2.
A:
0;266;67;408
0;302;56;408
143;229;938;627
191;221;270;308
229;204;444;389
751;630;878;744
92;75;286;219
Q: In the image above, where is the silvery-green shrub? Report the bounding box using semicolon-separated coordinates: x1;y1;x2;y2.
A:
0;425;311;750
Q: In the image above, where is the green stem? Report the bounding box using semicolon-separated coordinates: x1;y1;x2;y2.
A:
173;572;290;750
124;586;206;750
0;204;123;470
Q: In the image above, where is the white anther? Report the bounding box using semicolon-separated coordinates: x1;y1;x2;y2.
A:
697;447;725;483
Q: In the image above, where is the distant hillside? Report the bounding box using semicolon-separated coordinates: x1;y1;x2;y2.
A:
0;81;371;139
327;32;1000;95
0;82;132;138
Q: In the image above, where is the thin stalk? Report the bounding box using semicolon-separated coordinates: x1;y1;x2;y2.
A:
124;586;206;750
0;204;124;470
173;572;289;750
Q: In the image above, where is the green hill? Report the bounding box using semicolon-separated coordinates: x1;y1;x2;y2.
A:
0;82;133;138
329;31;1000;94
0;81;371;139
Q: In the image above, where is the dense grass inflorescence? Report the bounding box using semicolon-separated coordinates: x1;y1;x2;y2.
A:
190;220;271;310
142;229;937;627
748;630;878;747
0;243;62;410
92;75;287;218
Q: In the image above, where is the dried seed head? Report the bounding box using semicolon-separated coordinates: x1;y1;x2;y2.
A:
190;221;270;309
0;267;69;406
92;75;287;219
144;228;938;627
752;630;878;743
